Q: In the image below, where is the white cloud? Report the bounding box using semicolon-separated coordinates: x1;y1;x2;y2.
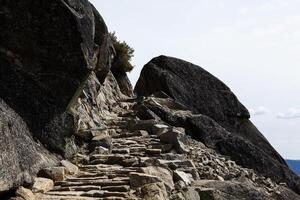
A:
249;106;269;116
277;108;300;119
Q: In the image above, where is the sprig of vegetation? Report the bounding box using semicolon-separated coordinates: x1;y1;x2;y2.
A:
110;32;134;72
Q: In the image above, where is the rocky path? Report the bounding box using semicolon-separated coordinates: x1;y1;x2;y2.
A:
34;99;197;199
13;97;296;200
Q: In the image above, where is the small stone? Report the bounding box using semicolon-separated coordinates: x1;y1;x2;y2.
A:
91;135;112;150
174;170;194;186
152;124;169;136
61;160;78;175
129;172;162;189
15;186;35;200
217;175;224;181
137;130;149;136
159;128;189;154
32;177;54;193
38;167;65;182
95;146;110;154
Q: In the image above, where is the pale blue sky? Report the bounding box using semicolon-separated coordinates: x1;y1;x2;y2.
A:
91;0;300;159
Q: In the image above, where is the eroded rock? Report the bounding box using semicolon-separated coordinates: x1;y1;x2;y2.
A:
31;178;54;193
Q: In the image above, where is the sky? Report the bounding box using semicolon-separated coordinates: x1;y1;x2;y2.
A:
90;0;300;159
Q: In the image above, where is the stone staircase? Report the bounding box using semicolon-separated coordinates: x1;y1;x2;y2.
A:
13;97;285;200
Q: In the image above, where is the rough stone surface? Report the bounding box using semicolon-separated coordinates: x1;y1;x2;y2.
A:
129;172;162;189
0;0;112;157
61;160;78;175
140;182;168;200
174;170;194;186
159;128;189;154
0;99;56;193
38;167;65;182
111;66;133;97
31;178;54;193
135;56;300;194
141;166;174;191
15;186;35;200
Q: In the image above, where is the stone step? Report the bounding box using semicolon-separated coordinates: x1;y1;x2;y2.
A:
52;185;101;192
83;190;130;198
111;149;130;154
46;191;84;196
60;180;129;187
35;193;101;200
101;185;130;192
45;190;130;199
66;176;109;182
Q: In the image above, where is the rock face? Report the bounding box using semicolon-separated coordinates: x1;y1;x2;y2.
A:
0;98;56;192
0;0;114;193
0;0;112;156
111;65;134;97
135;55;300;194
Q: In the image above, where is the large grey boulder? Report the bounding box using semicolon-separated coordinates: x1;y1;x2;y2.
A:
0;98;56;192
0;0;112;156
135;57;300;194
135;55;284;165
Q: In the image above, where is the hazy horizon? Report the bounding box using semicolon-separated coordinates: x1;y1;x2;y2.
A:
91;0;300;159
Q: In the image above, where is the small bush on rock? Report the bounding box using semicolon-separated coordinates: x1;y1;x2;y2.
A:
110;32;134;72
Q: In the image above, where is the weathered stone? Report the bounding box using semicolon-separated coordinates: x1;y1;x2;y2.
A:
129;172;162;189
174;170;194;186
159;128;189;154
32;177;54;193
135;104;161;121
171;193;186;200
61;160;78;175
38;167;65;182
183;188;200;200
146;149;162;156
159;159;196;170
111;65;133;97
101;185;130;192
140;182;168;200
112;148;130;154
90;135;112;150
128;119;158;132
195;188;218;200
15;186;35;200
152;124;170;136
141;166;174;191
93;146;110;155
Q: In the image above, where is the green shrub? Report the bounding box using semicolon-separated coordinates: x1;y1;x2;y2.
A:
110;32;134;72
